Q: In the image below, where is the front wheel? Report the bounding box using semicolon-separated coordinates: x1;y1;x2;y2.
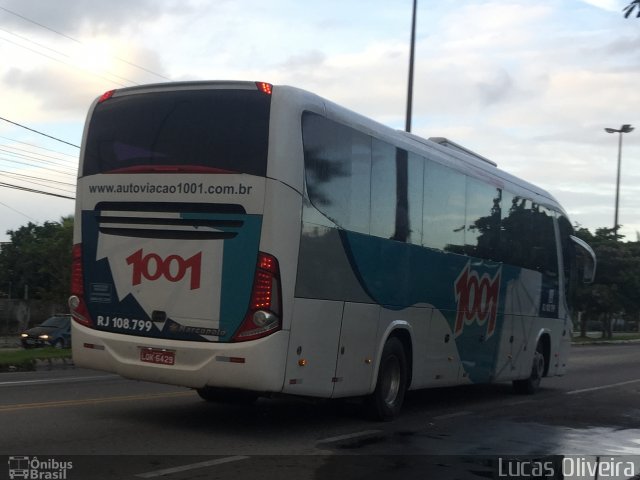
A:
367;337;408;421
513;341;546;394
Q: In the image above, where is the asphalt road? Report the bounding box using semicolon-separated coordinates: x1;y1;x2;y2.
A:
1;344;639;479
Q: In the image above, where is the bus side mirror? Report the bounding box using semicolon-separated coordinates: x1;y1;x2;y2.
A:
570;235;597;284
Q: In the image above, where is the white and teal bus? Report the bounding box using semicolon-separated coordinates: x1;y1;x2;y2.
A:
70;81;596;419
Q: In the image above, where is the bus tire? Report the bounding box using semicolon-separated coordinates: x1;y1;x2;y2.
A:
367;336;408;421
196;387;258;405
513;341;546;394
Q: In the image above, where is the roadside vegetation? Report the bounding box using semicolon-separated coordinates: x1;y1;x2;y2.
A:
573;227;640;339
0;347;72;372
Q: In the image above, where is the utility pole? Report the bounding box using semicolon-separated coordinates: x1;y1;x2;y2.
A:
405;0;417;133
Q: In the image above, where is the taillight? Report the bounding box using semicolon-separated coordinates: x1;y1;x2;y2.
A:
256;82;273;95
68;244;92;327
232;252;282;342
98;89;116;103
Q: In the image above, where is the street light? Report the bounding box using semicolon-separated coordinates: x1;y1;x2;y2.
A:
604;124;634;237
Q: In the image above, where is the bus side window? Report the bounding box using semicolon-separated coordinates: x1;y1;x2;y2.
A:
422;159;465;252
498;195;558;283
302;113;371;234
464;178;501;260
371;139;396;240
407;152;424;246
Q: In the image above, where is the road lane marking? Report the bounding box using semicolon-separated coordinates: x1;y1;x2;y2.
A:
567;378;640;395
0;390;193;412
0;374;119;387
136;456;249;478
317;430;383;444
504;400;533;407
433;411;472;421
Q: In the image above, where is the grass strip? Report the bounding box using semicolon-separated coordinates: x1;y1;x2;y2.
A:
0;347;72;371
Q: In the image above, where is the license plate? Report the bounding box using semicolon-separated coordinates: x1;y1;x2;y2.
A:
140;347;175;365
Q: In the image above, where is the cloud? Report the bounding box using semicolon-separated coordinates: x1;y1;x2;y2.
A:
578;0;625;12
0;0;192;35
4;67;98;115
1;41;168;122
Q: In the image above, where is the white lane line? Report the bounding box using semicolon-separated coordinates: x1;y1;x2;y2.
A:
318;430;383;444
432;411;472;421
136;456;249;478
504;400;533;407
0;374;119;387
567;378;640;395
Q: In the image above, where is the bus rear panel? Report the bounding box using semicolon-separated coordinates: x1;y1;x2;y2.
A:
70;82;289;391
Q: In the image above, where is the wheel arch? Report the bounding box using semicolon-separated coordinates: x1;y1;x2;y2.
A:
370;321;414;392
536;330;551;377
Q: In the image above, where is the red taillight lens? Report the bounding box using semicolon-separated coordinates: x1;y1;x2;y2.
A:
233;252;282;342
69;244;92;327
256;82;273;95
98;89;116;103
70;244;83;296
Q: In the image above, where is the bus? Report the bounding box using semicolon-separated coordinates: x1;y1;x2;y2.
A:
69;81;596;420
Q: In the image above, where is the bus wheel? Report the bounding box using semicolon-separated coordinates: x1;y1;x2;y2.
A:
367;337;408;421
513;342;545;394
196;387;258;405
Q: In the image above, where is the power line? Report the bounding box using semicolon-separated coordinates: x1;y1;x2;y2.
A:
0;24;68;57
0;6;171;81
0;182;75;200
0;135;77;158
0;147;77;171
0;170;76;187
0;144;77;166
0;34;133;88
0;26;140;87
0;200;36;221
0;6;77;44
1;174;75;196
0;116;80;148
0;149;78;172
0;156;77;177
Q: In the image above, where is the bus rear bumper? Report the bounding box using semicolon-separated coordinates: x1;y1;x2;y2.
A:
71;321;289;392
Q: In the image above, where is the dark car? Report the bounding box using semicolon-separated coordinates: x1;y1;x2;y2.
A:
20;315;71;349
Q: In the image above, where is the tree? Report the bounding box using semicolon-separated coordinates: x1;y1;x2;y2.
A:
0;216;73;305
624;0;640;18
573;227;640;338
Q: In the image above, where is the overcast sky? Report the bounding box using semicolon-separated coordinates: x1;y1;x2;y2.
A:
0;0;639;242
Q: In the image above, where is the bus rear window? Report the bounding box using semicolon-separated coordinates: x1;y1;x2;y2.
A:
83;88;271;177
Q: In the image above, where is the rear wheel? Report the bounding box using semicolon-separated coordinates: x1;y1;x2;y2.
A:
513;341;546;394
367;337;408;421
196;387;258;405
